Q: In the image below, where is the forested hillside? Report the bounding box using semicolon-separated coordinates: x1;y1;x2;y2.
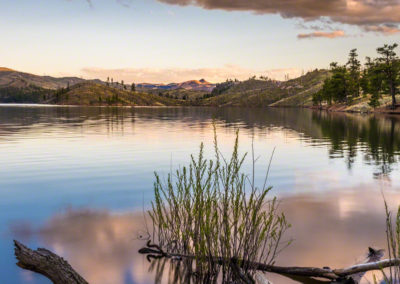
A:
200;69;330;107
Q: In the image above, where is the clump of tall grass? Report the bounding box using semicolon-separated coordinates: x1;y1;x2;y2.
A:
148;128;290;282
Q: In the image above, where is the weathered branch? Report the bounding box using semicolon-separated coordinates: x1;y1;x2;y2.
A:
14;240;88;284
334;258;400;277
139;241;396;282
13;239;398;284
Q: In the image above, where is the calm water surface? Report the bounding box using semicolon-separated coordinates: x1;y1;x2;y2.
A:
1;105;400;283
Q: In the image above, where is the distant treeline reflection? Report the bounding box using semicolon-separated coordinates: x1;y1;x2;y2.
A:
311;111;400;178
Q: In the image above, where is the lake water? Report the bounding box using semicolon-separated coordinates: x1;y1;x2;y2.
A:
1;105;400;284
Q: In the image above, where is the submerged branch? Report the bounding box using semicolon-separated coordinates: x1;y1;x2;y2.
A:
139;241;394;282
13;239;396;284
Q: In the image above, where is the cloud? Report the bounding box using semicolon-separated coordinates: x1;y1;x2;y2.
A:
363;24;400;35
81;65;302;83
116;0;132;8
297;30;346;39
156;0;400;34
72;0;132;8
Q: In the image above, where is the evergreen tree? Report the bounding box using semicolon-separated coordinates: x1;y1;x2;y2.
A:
346;48;361;99
376;43;399;108
329;62;348;103
131;83;135;92
321;78;333;105
312;89;323;107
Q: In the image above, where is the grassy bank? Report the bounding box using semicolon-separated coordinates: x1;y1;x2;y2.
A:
309;94;400;114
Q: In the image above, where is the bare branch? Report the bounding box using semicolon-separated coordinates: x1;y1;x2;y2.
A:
14;240;88;284
139;243;393;281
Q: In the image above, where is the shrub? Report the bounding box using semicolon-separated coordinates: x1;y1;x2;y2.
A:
148;127;290;281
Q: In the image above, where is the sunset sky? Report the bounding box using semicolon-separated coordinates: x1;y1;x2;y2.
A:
1;0;400;83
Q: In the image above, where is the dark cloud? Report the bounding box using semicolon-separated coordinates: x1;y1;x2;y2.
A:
297;30;346;39
157;0;400;33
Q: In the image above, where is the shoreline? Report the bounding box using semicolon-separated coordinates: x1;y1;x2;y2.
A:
2;102;400;116
306;104;400;115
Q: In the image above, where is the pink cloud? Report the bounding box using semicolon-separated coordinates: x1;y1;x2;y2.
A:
297;30;346;39
81;65;302;84
363;24;400;35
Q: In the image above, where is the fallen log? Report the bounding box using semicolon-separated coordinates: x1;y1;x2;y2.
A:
139;241;395;282
13;240;398;284
14;240;88;284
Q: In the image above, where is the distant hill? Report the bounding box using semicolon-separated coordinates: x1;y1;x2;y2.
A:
0;67;329;107
201;69;330;107
137;79;215;92
0;81;181;105
54;82;179;106
0;67;15;72
0;68;87;90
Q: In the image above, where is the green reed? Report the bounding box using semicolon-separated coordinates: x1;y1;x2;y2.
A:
377;200;400;283
148;127;290;281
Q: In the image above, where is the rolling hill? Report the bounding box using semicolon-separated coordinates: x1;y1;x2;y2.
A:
53;82;179;106
137;79;215;92
0;67;87;90
0;67;330;107
201;69;330;107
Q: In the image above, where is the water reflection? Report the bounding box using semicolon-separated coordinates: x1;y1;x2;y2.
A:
2;106;400;284
11;186;400;284
1;106;399;178
311;111;400;179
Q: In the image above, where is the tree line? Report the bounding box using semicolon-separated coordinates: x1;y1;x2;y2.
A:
106;77;135;92
313;43;400;109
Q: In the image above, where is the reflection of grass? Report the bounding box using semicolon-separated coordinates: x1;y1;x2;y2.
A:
149;127;290;282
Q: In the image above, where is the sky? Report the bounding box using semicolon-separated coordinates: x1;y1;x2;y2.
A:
1;0;400;83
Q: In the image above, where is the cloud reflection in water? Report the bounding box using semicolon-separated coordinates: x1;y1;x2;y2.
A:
12;185;400;284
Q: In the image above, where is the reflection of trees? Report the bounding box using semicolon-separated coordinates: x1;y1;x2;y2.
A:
0;106;134;138
1;106;399;178
312;112;400;178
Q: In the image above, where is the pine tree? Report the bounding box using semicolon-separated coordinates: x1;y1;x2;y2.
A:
346;48;361;99
376;44;399;108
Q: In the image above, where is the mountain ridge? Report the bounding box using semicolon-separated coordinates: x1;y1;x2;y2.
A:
137;78;215;92
0;67;330;107
0;68;216;92
0;68;87;90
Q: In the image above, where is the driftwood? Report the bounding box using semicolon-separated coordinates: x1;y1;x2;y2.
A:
139;241;398;282
13;239;400;284
14;240;88;284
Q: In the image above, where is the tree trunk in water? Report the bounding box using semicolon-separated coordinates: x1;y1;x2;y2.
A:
391;82;397;109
